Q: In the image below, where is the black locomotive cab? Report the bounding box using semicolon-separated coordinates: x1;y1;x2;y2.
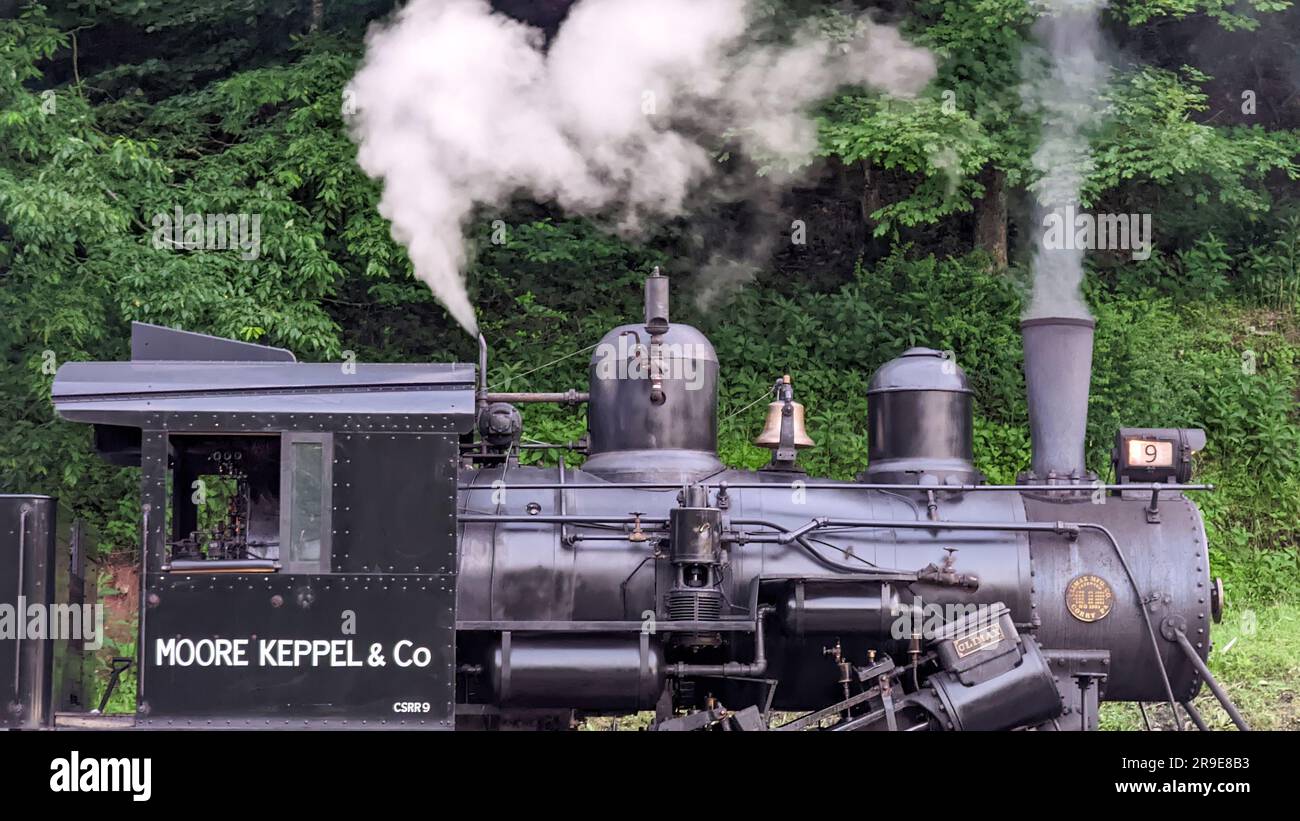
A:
43;323;474;727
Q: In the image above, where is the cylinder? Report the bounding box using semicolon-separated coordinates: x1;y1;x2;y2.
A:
1021;317;1095;479
485;635;666;710
865;347;979;484
926;628;1062;731
669;506;721;565
779;580;900;637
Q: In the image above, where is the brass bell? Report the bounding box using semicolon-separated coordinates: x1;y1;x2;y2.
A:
754;375;815;449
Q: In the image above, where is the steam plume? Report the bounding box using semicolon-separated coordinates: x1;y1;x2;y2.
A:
346;0;936;334
1021;0;1110;320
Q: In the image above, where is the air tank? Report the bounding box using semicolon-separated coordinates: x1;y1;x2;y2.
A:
483;635;666;710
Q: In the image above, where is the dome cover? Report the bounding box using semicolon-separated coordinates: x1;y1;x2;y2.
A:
867;347;972;395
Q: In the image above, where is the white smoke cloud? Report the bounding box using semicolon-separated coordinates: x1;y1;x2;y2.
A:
1021;0;1110;320
346;0;936;335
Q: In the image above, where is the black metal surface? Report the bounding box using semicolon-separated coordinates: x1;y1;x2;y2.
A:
0;495;57;729
332;433;458;575
53;362;474;400
1113;427;1207;485
131;321;296;362
1024;494;1209;701
644;268;670;333
669;505;720;565
865;347;979;484
139;574;454;726
455;620;755;632
866;392;979;484
458;468;1036;709
583;320;724;482
482;634;664;710
51;354;477;433
778;580;900;637
924;628;1061;731
53;514;94;712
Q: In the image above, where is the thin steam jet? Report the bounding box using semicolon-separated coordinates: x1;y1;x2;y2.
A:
346;0;936;335
1021;0;1110;320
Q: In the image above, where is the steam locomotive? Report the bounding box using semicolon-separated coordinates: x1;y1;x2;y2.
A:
2;270;1246;731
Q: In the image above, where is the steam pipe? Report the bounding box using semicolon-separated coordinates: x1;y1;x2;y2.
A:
477;335;587;406
13;504;28;694
458;481;1213;493
458;515;666;526
477;334;488;411
484;390;588;405
645;268;669;406
667;605;774;678
731;517;1083;536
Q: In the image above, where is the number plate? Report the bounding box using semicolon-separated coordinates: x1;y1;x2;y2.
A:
953;623;1004;658
1125;438;1174;468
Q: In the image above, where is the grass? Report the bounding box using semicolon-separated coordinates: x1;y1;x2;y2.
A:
1101;602;1300;731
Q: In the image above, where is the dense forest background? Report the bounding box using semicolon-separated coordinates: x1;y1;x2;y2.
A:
2;0;1298;725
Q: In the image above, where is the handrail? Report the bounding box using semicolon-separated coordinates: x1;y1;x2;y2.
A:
458;481;1213;493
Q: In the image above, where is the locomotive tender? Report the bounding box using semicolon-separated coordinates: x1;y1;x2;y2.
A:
2;270;1246;731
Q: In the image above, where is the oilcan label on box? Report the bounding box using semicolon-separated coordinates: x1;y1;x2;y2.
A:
953;622;1005;658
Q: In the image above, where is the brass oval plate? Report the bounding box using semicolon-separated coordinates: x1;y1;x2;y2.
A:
1065;573;1114;623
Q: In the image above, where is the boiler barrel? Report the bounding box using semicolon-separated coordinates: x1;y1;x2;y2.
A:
1024;494;1210;701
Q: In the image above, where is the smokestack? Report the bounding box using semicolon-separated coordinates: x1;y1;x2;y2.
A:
1021;317;1095;480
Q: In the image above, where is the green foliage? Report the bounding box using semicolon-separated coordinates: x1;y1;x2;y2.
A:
91;632;138;715
1113;0;1294;31
2;0;1297;632
818;96;996;235
1102;601;1300;730
1239;215;1300;310
813;5;1300;263
910;0;1038;182
707;250;1028;477
1088;66;1300;214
